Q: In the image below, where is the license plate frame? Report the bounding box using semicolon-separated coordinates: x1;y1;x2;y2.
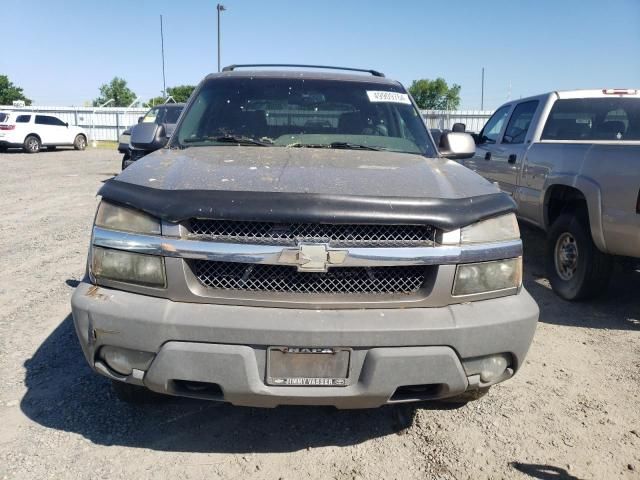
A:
266;347;351;387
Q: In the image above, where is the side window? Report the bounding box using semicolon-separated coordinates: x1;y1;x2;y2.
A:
163;107;183;124
16;115;31;123
49;116;67;126
35;115;50;125
143;108;159;123
502;101;539;144
479;105;511;144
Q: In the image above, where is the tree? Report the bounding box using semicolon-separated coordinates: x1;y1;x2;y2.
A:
408;78;461;110
144;84;196;107
0;75;32;105
93;77;136;107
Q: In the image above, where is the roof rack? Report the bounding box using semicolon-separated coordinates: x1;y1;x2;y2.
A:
221;64;385;78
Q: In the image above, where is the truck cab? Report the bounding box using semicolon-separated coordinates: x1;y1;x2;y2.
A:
463;89;640;300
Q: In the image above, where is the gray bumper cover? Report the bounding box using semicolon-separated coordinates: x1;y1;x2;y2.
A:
71;282;538;408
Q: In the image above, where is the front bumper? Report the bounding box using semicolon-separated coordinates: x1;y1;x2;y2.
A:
71;282;538;408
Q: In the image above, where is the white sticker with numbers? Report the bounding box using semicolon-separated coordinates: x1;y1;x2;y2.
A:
366;91;411;105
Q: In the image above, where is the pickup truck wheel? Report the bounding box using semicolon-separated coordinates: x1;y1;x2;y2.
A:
391;404;417;432
547;213;612;301
111;380;161;404
121;156;134;170
73;135;87;151
437;387;490;408
24;135;40;153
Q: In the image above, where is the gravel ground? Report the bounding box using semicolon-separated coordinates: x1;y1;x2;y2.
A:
0;148;638;480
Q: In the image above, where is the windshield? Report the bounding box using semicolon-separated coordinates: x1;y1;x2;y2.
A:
0;113;8;123
174;77;436;156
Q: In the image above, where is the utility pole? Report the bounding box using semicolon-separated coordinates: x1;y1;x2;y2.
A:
160;15;166;98
481;67;485;110
217;4;226;72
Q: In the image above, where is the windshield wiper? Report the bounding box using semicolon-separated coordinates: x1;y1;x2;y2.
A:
183;134;272;147
288;142;381;151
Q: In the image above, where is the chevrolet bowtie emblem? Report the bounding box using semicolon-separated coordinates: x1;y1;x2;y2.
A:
278;244;347;272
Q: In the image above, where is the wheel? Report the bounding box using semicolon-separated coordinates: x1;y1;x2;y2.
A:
23;135;40;153
437;387;490;408
546;212;612;301
391;404;417;432
0;146;7;153
121;155;134;170
111;380;160;404
74;134;87;151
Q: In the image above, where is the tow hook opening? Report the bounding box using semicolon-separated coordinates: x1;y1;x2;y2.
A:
172;380;224;400
390;384;443;402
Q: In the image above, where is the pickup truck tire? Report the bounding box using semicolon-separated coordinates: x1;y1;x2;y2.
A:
546;213;612;301
111;380;161;404
122;155;134;170
437;387;490;407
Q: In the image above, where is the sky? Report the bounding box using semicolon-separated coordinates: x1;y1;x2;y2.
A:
1;0;639;109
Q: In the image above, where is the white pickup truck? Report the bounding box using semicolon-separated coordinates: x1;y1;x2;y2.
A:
461;89;640;300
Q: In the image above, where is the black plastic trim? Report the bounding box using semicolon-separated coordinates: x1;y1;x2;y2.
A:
98;179;516;231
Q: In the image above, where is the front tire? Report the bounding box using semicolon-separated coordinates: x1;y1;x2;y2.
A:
546;212;612;301
24;135;40;153
111;380;160;404
74;135;87;151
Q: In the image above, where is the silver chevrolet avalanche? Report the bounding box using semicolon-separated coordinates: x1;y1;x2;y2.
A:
71;65;539;409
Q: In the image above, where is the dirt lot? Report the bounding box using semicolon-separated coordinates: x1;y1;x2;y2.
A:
0;148;638;480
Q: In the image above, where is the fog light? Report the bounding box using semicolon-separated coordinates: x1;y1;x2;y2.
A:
463;353;511;383
99;346;155;376
479;355;509;383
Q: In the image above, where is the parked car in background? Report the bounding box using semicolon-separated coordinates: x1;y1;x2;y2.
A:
72;65;538;411
461;89;640;300
0;111;87;153
119;103;184;169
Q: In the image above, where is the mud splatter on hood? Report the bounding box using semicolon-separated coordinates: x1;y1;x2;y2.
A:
116;146;499;200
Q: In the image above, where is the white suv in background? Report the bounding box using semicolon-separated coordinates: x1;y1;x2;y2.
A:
0;111;88;153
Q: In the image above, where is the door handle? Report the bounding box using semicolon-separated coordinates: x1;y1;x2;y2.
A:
508;154;517;164
484;152;492;161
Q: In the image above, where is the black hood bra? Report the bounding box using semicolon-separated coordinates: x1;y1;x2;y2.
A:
98;178;516;231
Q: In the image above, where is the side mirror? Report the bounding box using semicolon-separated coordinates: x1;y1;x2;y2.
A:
452;122;466;132
439;132;476;160
65;122;69;127
130;123;168;151
138;116;143;124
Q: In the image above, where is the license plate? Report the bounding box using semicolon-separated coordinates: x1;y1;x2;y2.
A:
266;347;351;386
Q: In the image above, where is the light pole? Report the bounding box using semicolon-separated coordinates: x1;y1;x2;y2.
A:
217;4;226;72
160;15;166;98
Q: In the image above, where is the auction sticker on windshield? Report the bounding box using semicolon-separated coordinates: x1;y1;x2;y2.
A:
366;91;412;105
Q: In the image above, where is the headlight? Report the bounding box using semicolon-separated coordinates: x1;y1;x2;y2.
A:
95;201;160;235
91;246;166;287
453;257;522;296
460;213;519;244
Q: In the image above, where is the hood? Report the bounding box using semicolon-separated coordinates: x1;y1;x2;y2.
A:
116;146;498;199
101;146;515;230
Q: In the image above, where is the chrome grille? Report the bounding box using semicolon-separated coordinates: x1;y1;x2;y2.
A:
188;220;435;247
190;260;428;294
